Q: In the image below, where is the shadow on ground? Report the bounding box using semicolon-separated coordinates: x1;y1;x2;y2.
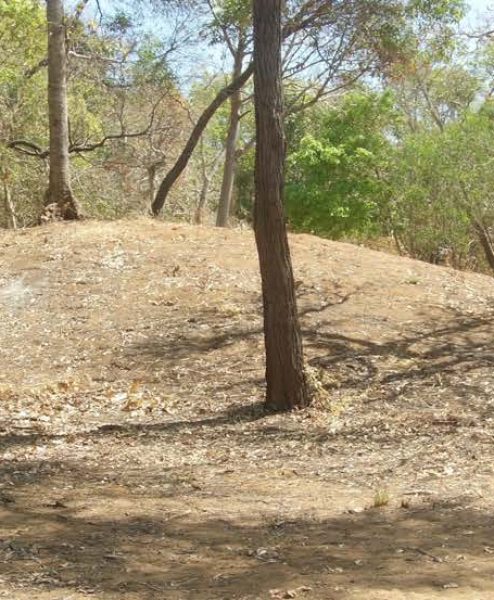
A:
0;475;493;599
2;305;494;455
124;299;494;413
1;293;494;598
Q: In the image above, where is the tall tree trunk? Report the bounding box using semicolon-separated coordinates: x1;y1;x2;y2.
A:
147;164;156;206
195;138;211;225
216;43;244;228
2;178;17;229
194;174;211;225
45;0;81;220
194;142;224;225
253;0;309;411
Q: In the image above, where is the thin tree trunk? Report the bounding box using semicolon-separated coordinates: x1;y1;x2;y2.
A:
194;143;224;225
45;0;81;220
216;43;244;228
253;0;309;411
194;137;209;224
418;78;444;132
459;183;494;274
392;230;405;256
194;175;210;225
473;219;494;274
147;164;156;206
2;179;17;229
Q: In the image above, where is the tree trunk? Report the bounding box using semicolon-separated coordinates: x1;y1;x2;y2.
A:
2;179;17;229
151;65;253;216
473;219;494;274
194;174;210;225
418;78;444;132
216;43;244;228
195;143;224;224
45;0;81;220
147;164;156;206
253;0;309;411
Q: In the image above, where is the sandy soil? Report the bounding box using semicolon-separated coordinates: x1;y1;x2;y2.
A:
0;218;493;599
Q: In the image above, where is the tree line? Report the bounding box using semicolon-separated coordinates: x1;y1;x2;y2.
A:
5;1;491;266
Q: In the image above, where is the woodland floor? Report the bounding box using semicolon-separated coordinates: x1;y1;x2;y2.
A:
0;219;494;600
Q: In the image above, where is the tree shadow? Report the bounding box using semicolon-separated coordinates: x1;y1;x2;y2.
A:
0;400;269;452
124;294;494;405
2;292;494;598
0;478;493;599
124;289;356;365
2;304;493;460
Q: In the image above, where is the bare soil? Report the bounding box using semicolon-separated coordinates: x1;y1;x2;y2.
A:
0;218;494;600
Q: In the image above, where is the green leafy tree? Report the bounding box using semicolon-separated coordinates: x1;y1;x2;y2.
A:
285;91;397;238
152;0;466;216
0;0;47;226
391;108;494;271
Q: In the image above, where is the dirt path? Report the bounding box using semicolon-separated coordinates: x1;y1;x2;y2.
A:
0;219;493;599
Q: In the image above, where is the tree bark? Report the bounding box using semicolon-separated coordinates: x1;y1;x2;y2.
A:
45;0;81;220
216;42;244;228
2;178;17;229
253;0;309;411
473;219;494;274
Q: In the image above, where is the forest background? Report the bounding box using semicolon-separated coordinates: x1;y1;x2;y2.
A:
2;0;494;274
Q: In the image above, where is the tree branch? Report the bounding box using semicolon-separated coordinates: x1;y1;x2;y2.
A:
151;0;337;215
7;93;166;159
6;140;48;158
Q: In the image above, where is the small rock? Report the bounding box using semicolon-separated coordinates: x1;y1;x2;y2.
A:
254;547;281;562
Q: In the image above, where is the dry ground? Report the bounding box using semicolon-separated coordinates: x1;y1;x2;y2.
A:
0;218;494;600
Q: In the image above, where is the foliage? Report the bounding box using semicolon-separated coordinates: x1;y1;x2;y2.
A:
0;0;47;224
206;0;251;42
391;109;494;269
2;0;494;280
0;0;188;226
285;91;396;239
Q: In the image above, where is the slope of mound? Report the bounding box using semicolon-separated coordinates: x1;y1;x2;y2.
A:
0;219;493;600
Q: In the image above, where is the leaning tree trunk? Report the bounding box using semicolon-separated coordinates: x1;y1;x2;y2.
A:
45;0;81;220
253;0;309;411
473;219;494;274
216;42;245;228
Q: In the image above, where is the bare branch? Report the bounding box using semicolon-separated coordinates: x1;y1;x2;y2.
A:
6;140;48;158
7;93;168;159
206;0;236;57
24;57;49;80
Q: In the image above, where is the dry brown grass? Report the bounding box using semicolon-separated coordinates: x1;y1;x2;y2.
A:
0;218;494;599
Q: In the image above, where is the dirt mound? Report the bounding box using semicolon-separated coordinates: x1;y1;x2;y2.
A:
0;219;493;599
